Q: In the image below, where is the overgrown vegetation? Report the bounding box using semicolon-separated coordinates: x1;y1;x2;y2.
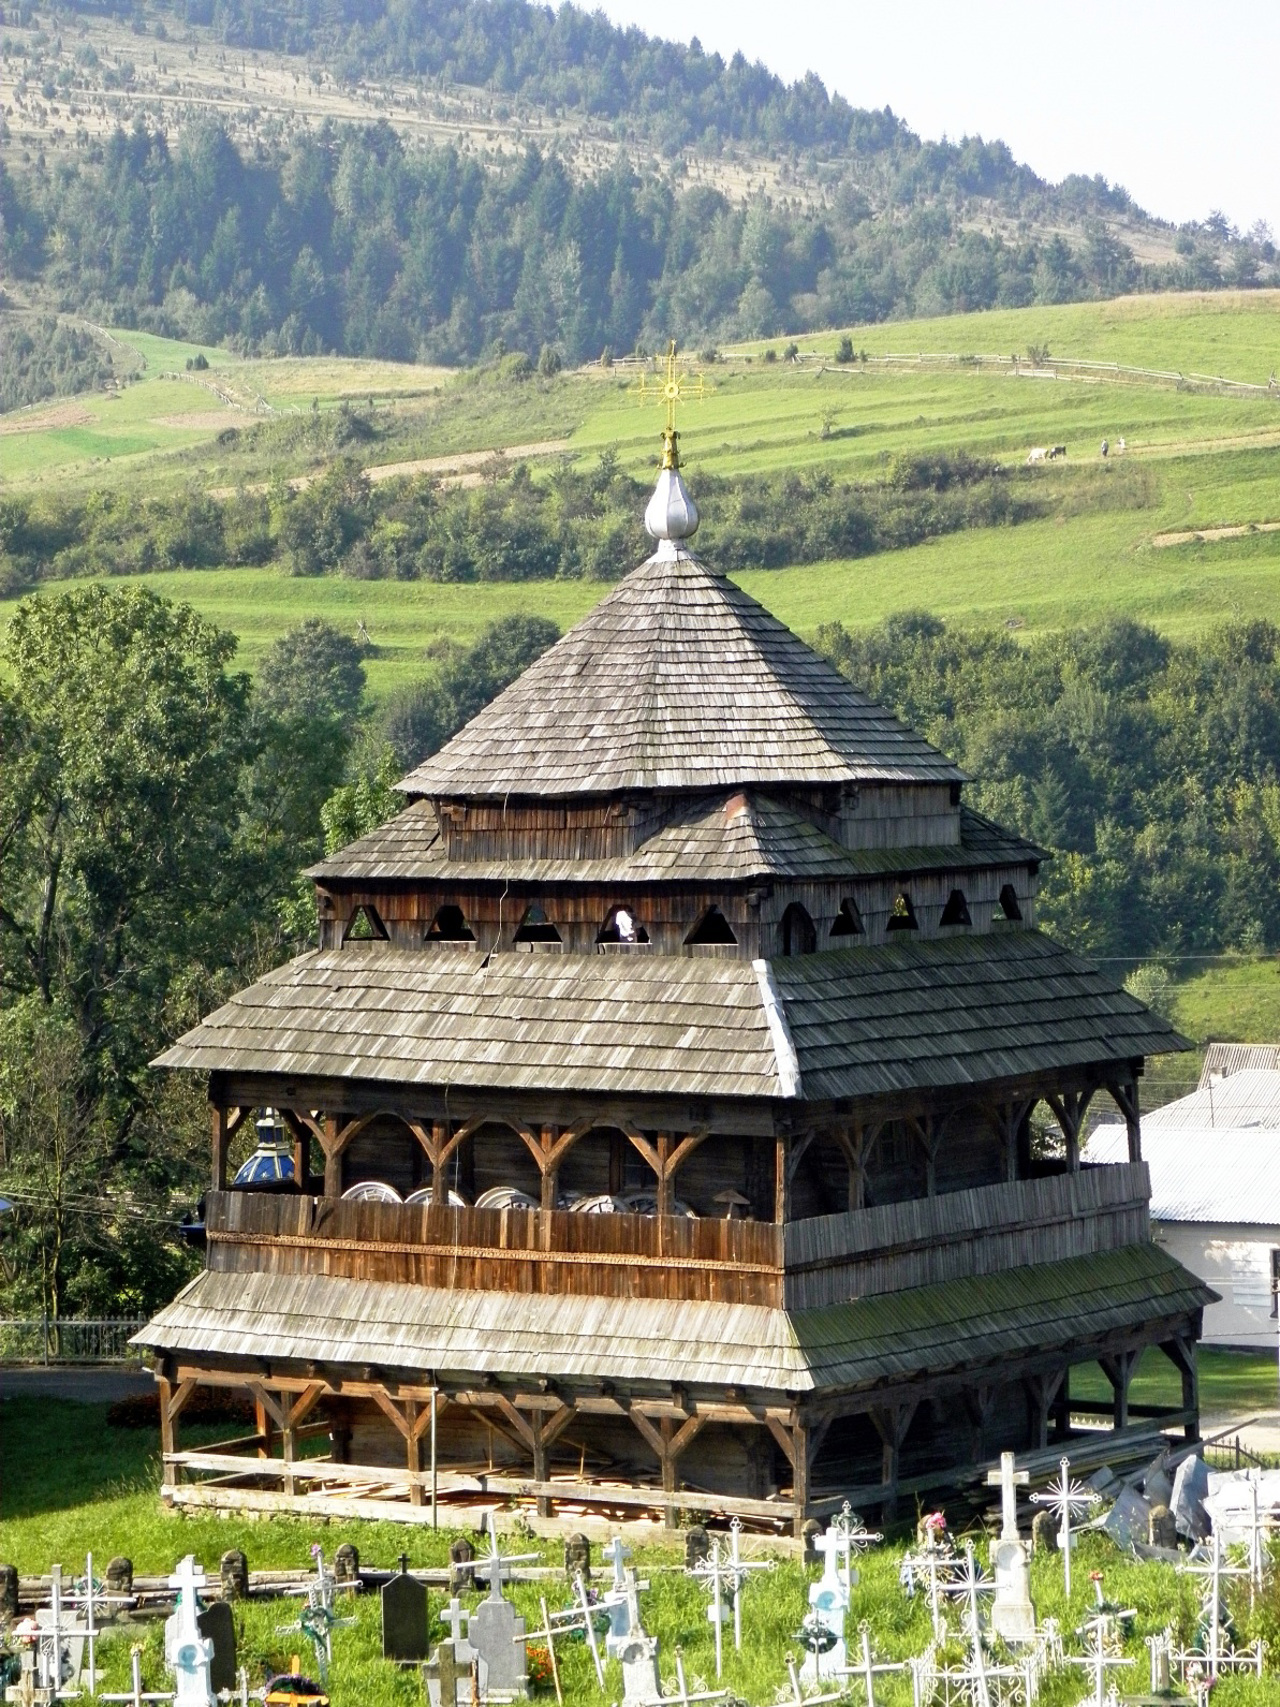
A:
818;613;1280;962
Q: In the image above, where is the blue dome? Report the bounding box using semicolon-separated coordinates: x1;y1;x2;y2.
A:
233;1149;295;1186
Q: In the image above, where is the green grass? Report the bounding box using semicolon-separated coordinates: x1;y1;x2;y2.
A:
1071;1347;1278;1420
4;1394;1279;1705
1170;957;1280;1047
729;289;1280;386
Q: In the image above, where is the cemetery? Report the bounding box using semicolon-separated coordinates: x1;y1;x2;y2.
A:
5;370;1280;1706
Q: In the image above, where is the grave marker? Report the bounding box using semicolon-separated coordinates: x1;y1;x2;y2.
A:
1029;1456;1099;1595
381;1557;429;1664
986;1453;1035;1643
194;1603;236;1697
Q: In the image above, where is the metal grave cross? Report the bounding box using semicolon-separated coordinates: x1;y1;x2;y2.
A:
1030;1456;1099;1596
944;1541;995;1642
637;1651;729;1707
899;1540;962;1642
835;1624;912;1707
829;1504;883;1602
476;1526;540;1602
1177;1530;1251;1676
692;1540;729;1680
724;1518;774;1653
782;1653;844;1707
67;1551;134;1695
36;1563;84;1697
100;1646;175;1707
986;1451;1030;1541
276;1548;355;1677
1065;1615;1132;1707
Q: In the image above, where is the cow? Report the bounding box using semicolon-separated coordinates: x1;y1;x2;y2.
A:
1027;447;1048;463
1047;444;1067;459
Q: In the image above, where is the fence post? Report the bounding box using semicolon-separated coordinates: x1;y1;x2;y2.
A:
41;1311;50;1366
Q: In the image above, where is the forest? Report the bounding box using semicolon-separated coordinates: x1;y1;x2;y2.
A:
3;583;1279;1320
1;112;1266;384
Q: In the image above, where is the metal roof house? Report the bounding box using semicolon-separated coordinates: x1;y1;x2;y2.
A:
136;421;1212;1532
1088;1068;1280;1348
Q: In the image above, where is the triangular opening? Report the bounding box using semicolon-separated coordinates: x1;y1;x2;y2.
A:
886;892;918;933
514;903;562;945
781;902;817;956
830;898;865;938
425;904;475;942
940;888;972;927
597;905;649;945
685;905;738;946
343;904;388;943
998;884;1023;922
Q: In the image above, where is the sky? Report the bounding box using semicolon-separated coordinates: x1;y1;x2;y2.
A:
589;0;1279;239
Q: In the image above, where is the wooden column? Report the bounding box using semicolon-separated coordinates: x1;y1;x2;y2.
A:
1025;1370;1065;1451
527;1401;576;1518
322;1114;343;1198
211;1107;231;1193
628;1406;705;1530
1161;1334;1201;1443
158;1375;196;1490
909;1113;948;1198
1106;1079;1142;1163
834;1123;881;1212
1100;1347;1141;1431
869;1403;917;1522
764;1415;830;1538
962;1386;995;1464
1046;1088;1096;1174
292;1124;311;1191
986;1098;1032;1184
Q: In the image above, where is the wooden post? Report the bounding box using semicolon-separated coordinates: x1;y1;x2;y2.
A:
1161;1335;1201;1443
254;1394;272;1459
431;1120;449;1205
1100;1347;1140;1431
159;1376;177;1489
627;1406;703;1530
1046;1088;1095;1174
656;1133;673;1220
323;1114;343;1198
1026;1371;1064;1450
292;1124;311;1192
405;1400;423;1507
211;1107;231;1193
774;1134;788;1223
791;1420;810;1539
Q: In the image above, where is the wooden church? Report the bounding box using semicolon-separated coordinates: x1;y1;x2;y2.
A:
138;417;1212;1532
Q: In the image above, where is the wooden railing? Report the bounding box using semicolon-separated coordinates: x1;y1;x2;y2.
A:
782;1163;1150;1309
206;1163;1150;1310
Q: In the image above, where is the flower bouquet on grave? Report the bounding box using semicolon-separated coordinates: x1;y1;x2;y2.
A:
525;1644;554;1691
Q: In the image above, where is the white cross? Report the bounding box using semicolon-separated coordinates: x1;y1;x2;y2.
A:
602;1535;632;1590
638;1651;729;1706
725;1518;774;1653
476;1527;539;1602
1030;1456;1099;1596
694;1541;728;1680
829;1505;883;1601
835;1624;911;1707
438;1598;468;1646
985;1451;1029;1542
573;1572;605;1688
1177;1531;1251;1675
100;1646;174;1707
1066;1616;1132;1707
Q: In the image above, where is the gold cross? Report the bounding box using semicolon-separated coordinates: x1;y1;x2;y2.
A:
631;340;707;468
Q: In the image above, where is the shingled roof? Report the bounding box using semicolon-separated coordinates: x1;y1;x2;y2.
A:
134;1243;1211;1393
396;547;964;799
308;796;1043;886
153;929;1187;1104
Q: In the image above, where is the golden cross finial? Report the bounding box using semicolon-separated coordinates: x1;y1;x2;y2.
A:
631;340;707;469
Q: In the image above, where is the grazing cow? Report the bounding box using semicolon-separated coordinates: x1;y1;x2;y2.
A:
1027;446;1048;463
1101;438;1110;457
1047;444;1067;459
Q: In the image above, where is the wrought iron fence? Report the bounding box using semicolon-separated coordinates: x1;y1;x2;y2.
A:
0;1317;148;1364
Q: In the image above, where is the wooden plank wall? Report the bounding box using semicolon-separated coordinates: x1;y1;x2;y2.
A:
783;1164;1151;1309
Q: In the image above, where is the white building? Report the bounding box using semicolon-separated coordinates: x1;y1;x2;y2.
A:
1086;1067;1280;1348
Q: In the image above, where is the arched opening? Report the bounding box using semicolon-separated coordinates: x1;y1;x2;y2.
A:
940;888;972;927
830;898;864;938
685;905;737;946
998;884;1023;921
596;904;650;946
781;903;817;956
425;904;475;942
343;903;388;943
468;1121;542;1204
513;903;562;947
557;1125;655;1208
341;1113;429;1198
886;892;918;933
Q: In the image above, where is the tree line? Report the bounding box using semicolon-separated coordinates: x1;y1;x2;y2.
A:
2;439;1127;598
3;112;1264;381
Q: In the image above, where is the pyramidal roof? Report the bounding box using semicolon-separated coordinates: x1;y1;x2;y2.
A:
398;544;964;800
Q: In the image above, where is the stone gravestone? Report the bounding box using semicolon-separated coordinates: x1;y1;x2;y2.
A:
1148;1504;1178;1551
468;1580;526;1697
333;1545;360;1589
423;1599;476;1707
0;1563;18;1620
196;1601;237;1695
382;1559;429;1663
448;1538;475;1595
684;1526;710;1570
986;1452;1036;1644
1031;1510;1057;1555
219;1551;249;1603
1103;1486;1151;1551
104;1559;133;1601
563;1533;591;1582
801;1518;823;1567
618;1633;661;1706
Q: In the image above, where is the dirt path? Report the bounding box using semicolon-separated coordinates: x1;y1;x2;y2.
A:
1153;519;1280;548
0;401;95;435
207;437;571;499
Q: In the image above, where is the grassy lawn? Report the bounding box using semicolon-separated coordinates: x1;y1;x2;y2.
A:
1071;1347;1278;1421
1170;957;1280;1047
3;1394;1278;1705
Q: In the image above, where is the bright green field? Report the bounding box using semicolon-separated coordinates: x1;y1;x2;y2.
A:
1170;957;1280;1046
4;1394;1280;1706
730;289;1280;385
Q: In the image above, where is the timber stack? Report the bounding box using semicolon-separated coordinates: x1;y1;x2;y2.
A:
135;414;1213;1533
